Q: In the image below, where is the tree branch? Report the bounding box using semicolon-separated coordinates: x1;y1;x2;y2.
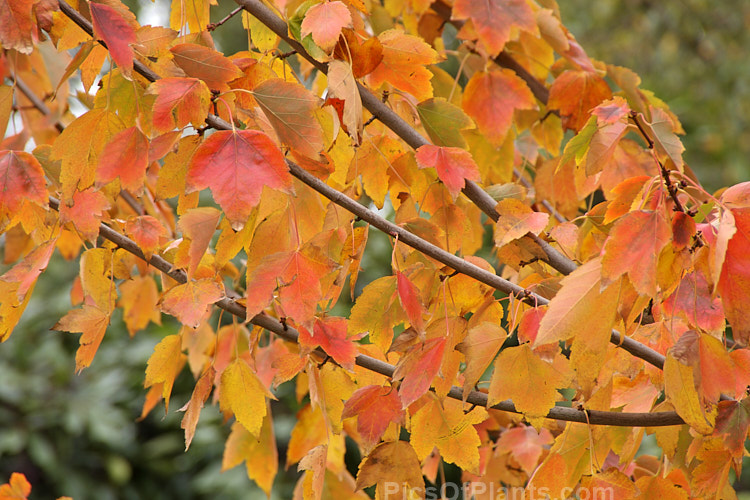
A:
8;74;65;133
45;196;684;427
54;0;669;380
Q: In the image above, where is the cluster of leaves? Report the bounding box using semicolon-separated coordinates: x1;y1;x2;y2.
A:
1;0;750;498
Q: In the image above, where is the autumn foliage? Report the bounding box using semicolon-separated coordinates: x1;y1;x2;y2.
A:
1;0;750;498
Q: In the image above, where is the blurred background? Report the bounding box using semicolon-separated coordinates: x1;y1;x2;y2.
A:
2;0;750;498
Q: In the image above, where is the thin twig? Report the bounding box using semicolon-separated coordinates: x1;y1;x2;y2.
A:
207;6;243;32
629;111;686;212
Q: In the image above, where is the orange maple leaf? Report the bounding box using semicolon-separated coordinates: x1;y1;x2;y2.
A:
298;317;357;370
0;151;47;218
89;2;136;77
160;279;224;328
169;43;243;91
53;305;111;373
301;1;352;53
342;384;404;448
452;0;536;56
147;78;211;133
415;145;480;199
96;126;150;192
462;70;535;146
186;129;292;228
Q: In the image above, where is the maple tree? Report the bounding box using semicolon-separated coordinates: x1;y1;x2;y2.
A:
1;0;750;498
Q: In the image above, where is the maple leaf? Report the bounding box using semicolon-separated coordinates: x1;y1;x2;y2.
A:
0;0;35;54
181;366;215;450
333;28;383;78
493;198;550;247
287;404;329;467
297;444;327;500
367;29;438;101
51;109;126;201
548;70;613;131
717;208;750;345
580;469;638;500
169;0;207;32
488;343;569;426
495;426;554;476
395;271;426;334
691;437;733;497
660;271;724;333
392;336;446;408
53;305;111;373
58;188;111;243
355;135;405;208
222;415;278;497
327;59;363;144
300;1;352;53
0;472;31;500
118;275;161;336
462;70;535;146
342;385;404;448
0;238;56;301
601;209;671;296
186;129;292;228
410;396;488;474
96;126;149;192
144;334;186;412
147;78;211;133
89;1;137;77
536;258;617;346
453;0;536;56
355;441;425;494
715;398;750;466
170;43;243;91
415;145;480;199
123;215;168;260
298;317;357;370
664;350;714;434
219;358;275;436
348;275;405;353
535;258;619;391
160;279;224;328
456;322;507;398
641;107;685;170
252;78;324;159
245;249;331;327
417;97;474;149
0;151;47;218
